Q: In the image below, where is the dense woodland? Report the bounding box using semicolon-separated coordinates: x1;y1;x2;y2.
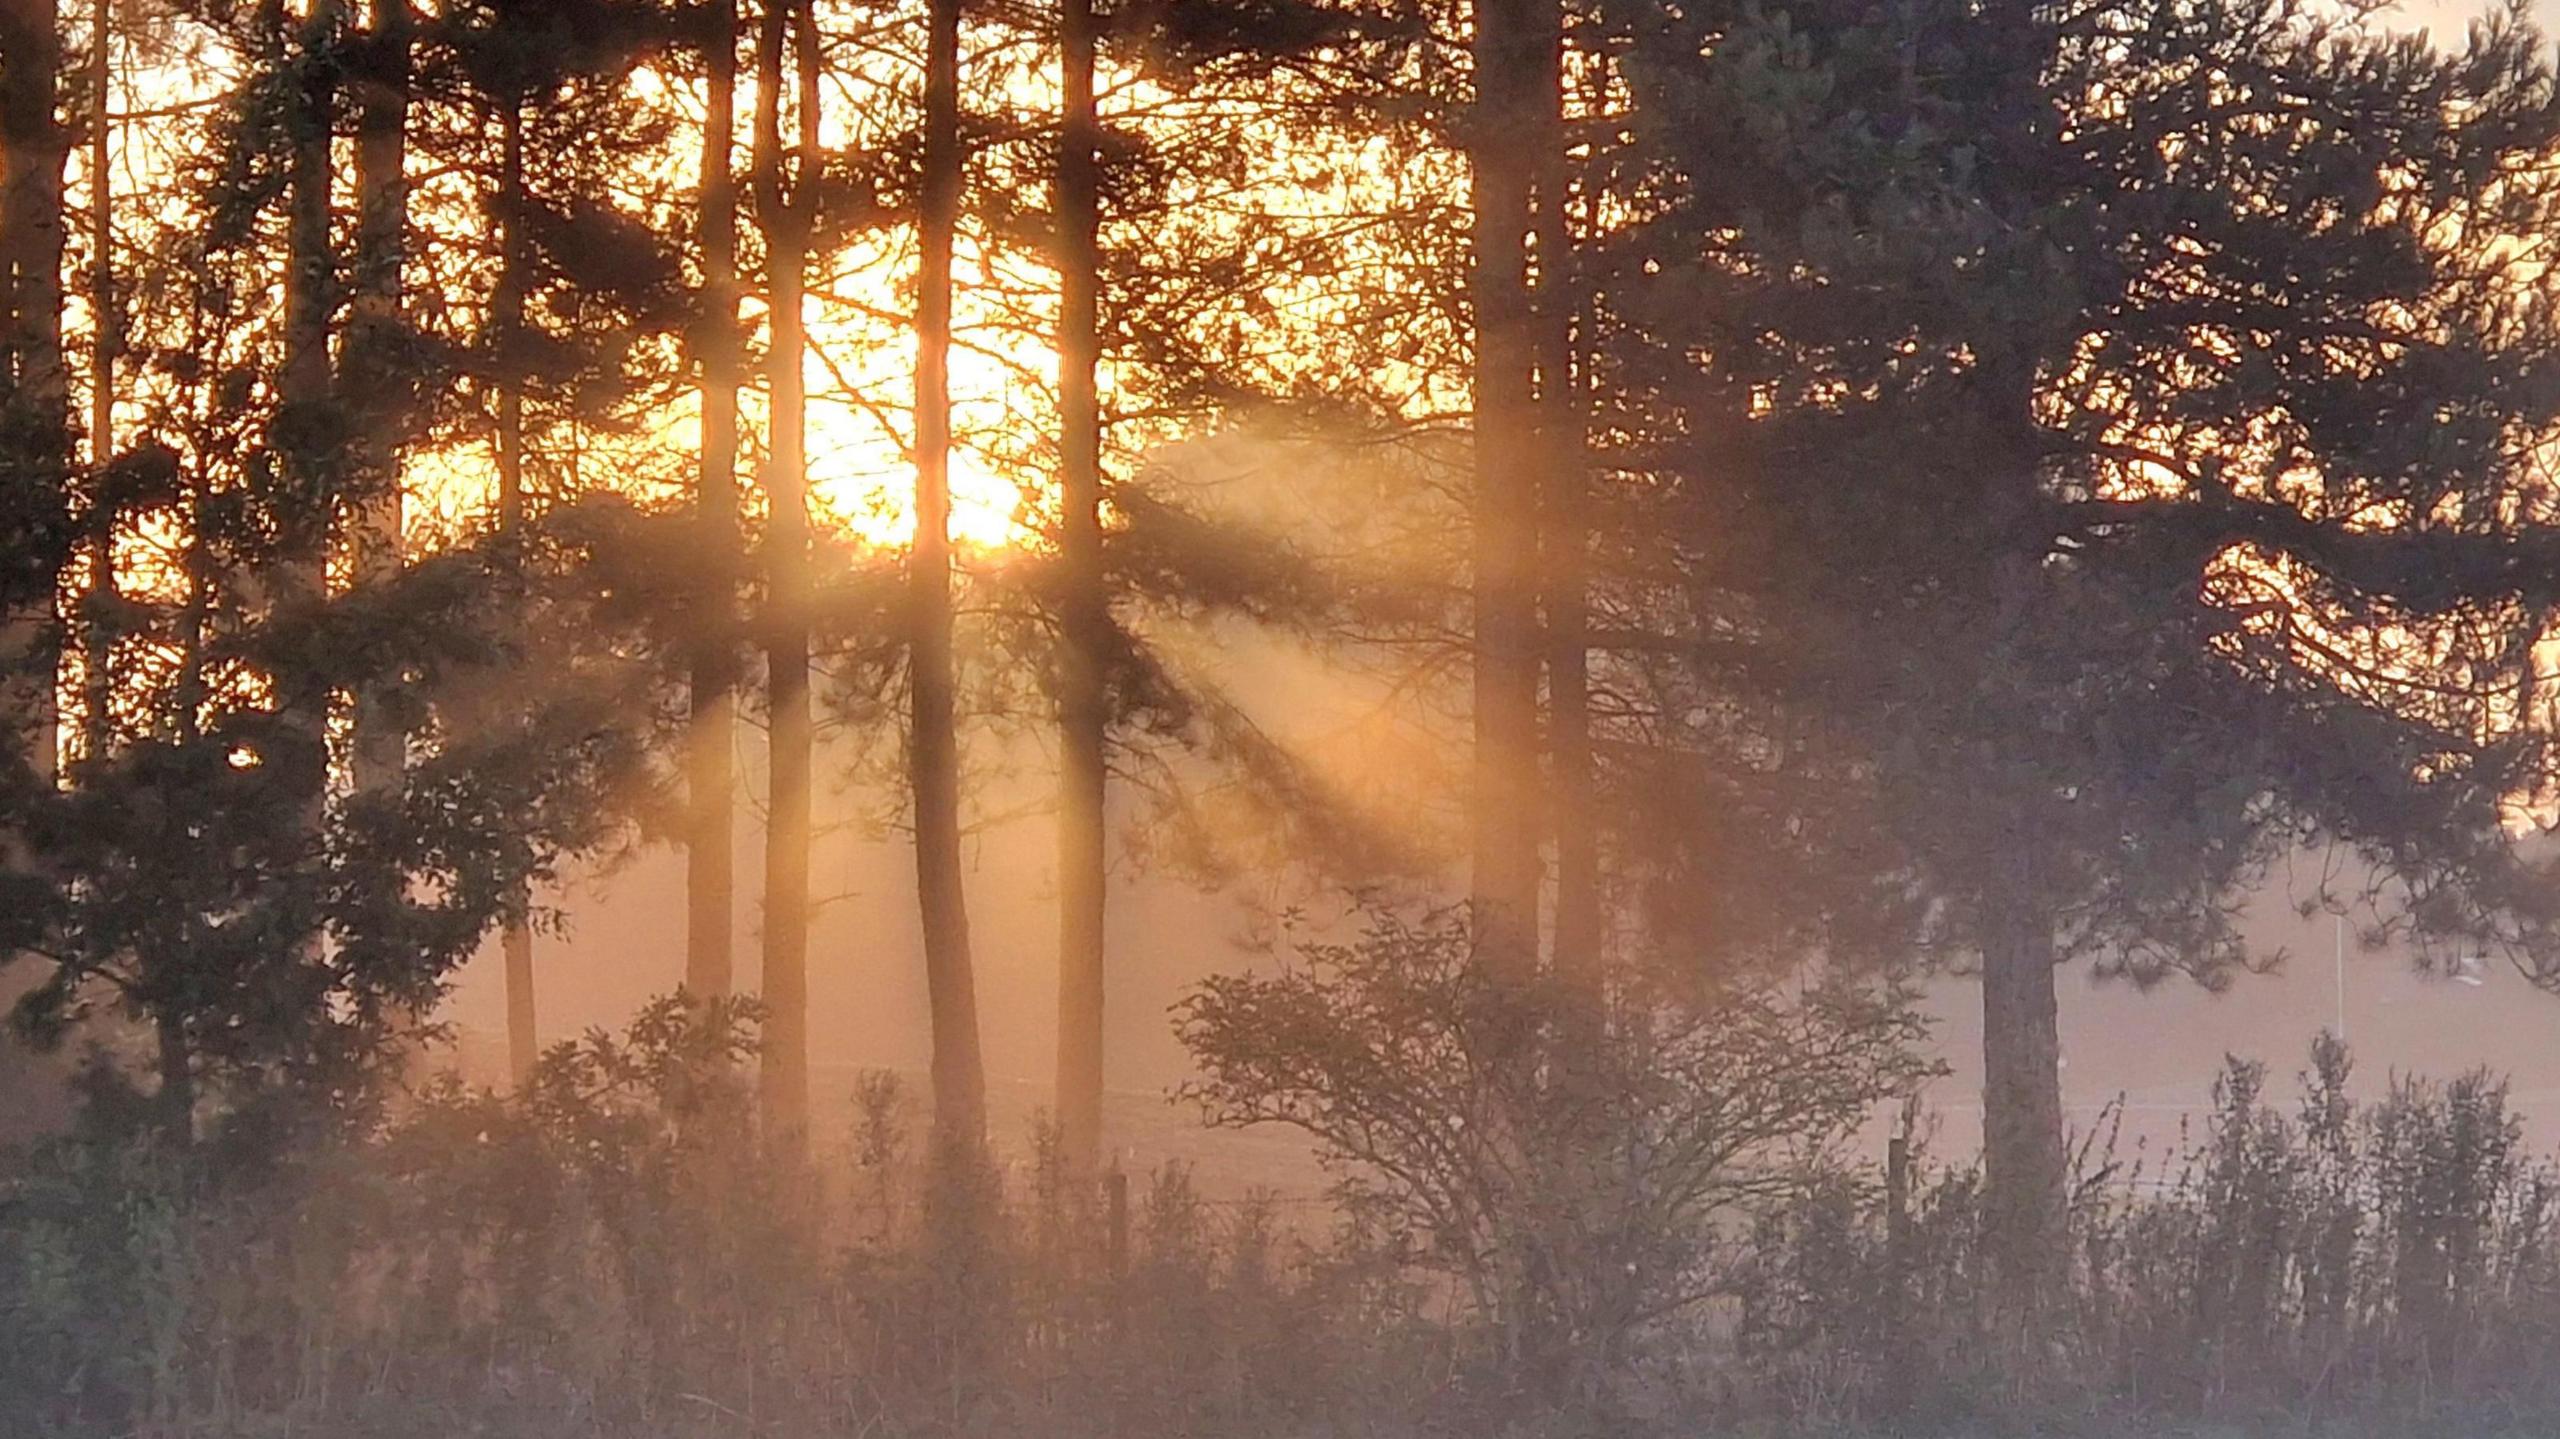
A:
13;0;2560;1432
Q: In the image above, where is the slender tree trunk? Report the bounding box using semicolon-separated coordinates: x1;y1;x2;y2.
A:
278;0;335;594
80;0;99;452
495;98;536;1087
1468;0;1544;984
347;0;408;794
0;0;67;1066
0;0;66;787
77;0;108;765
752;0;814;1137
0;0;64;408
1053;0;1107;1175
1980;898;2066;1307
1529;0;1596;989
160;479;214;1143
687;0;740;1004
264;0;335;966
915;0;986;1148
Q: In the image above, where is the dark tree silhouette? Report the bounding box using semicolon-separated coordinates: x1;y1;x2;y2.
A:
687;0;742;1006
750;0;817;1138
914;0;988;1150
1604;0;2560;1299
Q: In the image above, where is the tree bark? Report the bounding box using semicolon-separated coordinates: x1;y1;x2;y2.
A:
1468;0;1544;985
278;0;335;593
687;0;740;1003
260;0;335;929
347;0;409;794
78;0;108;765
1979;898;2067;1305
1053;0;1107;1175
0;0;63;400
1528;0;1596;990
495;97;536;1087
915;0;987;1148
0;0;65;425
753;0;814;1138
1;0;67;787
79;0;98;455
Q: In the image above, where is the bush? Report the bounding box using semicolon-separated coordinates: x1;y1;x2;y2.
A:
1176;908;1937;1409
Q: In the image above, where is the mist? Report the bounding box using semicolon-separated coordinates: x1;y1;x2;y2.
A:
17;0;2560;1432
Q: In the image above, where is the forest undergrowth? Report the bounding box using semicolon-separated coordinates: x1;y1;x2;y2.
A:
9;997;2560;1439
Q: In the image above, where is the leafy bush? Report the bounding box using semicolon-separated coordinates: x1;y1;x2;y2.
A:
1177;908;1937;1406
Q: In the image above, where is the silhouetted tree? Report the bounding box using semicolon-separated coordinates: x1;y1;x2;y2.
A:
914;0;988;1150
753;0;818;1139
345;0;411;795
1469;0;1546;986
686;0;742;1005
1053;0;1110;1177
1604;0;2560;1301
0;0;672;1138
431;0;690;1082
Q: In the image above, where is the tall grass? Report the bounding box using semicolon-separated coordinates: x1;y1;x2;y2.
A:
14;1011;2560;1437
0;997;1453;1438
1738;1033;2560;1433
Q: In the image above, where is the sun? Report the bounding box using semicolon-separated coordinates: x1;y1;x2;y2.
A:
799;230;1055;555
807;385;1040;555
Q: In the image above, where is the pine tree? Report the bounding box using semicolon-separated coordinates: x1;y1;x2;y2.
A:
1528;0;1595;985
75;0;109;766
0;0;672;1139
346;0;410;796
1467;0;1542;981
1052;0;1109;1175
752;0;817;1139
914;0;987;1150
1;0;68;795
1604;0;2560;1299
686;0;741;1006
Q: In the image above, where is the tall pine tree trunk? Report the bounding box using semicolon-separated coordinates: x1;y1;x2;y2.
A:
1052;0;1107;1176
268;0;336;1030
78;0;109;766
159;484;217;1144
1980;897;2066;1306
347;0;408;794
753;0;814;1137
1529;0;1595;988
0;0;64;417
0;0;66;787
688;0;740;1003
1469;0;1544;983
278;0;334;594
494;98;536;1087
914;0;986;1148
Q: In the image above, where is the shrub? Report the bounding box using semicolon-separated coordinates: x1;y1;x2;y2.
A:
1175;907;1937;1407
